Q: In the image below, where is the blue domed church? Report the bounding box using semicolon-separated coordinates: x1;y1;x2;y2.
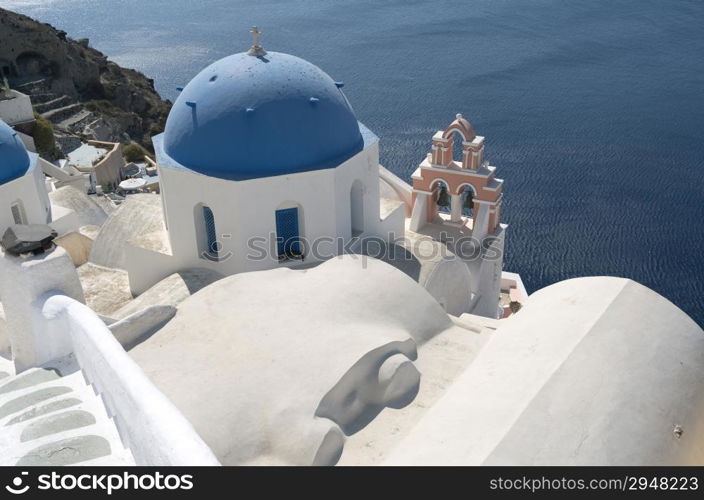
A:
126;30;405;293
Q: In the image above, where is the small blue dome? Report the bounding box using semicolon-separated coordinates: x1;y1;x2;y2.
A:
0;120;30;185
163;52;364;180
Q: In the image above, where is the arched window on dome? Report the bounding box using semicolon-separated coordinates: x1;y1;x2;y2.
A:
350;180;365;237
194;203;219;262
10;200;26;225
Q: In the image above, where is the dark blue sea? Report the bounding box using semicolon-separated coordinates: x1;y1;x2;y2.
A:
5;0;704;325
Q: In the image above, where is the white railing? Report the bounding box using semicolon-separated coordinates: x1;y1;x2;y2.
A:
39;293;220;466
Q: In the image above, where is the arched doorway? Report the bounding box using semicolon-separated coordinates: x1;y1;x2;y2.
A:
350;180;364;237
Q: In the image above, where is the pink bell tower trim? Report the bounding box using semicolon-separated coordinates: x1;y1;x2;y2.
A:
410;114;504;237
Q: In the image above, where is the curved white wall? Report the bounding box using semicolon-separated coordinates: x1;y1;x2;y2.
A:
385;277;704;465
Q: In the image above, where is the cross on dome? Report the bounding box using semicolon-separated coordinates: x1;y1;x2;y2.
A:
247;26;267;57
250;26;262;46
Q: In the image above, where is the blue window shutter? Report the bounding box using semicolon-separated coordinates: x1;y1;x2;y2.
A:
275;207;301;257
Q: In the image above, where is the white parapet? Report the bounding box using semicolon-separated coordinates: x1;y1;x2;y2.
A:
0;243;218;465
0;245;84;372
39;294;220;466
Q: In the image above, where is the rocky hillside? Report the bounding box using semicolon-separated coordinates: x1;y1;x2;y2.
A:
0;7;171;153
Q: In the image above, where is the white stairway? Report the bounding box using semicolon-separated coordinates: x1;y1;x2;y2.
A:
0;356;134;466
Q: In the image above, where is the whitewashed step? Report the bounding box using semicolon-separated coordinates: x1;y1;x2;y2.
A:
0;365;134;465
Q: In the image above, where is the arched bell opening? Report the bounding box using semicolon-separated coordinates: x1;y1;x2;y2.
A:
430;178;452;216
459;185;476;218
451;130;465;164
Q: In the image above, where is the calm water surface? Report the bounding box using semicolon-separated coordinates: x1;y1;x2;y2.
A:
5;0;704;324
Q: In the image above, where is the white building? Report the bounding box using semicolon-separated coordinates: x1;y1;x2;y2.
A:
0;119;51;234
0;31;701;467
0;249;702;466
122;37;510;321
126;46;405;294
0;88;34;127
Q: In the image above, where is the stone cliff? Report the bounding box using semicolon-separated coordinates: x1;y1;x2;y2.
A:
0;7;170;153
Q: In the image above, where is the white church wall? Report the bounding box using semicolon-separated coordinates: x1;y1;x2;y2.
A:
0;161;51;236
333;143;377;240
151;143;394;281
231;168;338;272
157;163;336;274
463;225;506;319
130;141;405;296
333;141;405;243
0;180;26;233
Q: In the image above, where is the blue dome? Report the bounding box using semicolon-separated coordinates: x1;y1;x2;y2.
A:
163;52;364;180
0;120;30;185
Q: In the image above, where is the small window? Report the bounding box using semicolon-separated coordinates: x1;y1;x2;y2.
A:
203;206;218;261
350;180;364;237
10;201;26;225
195;204;219;262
